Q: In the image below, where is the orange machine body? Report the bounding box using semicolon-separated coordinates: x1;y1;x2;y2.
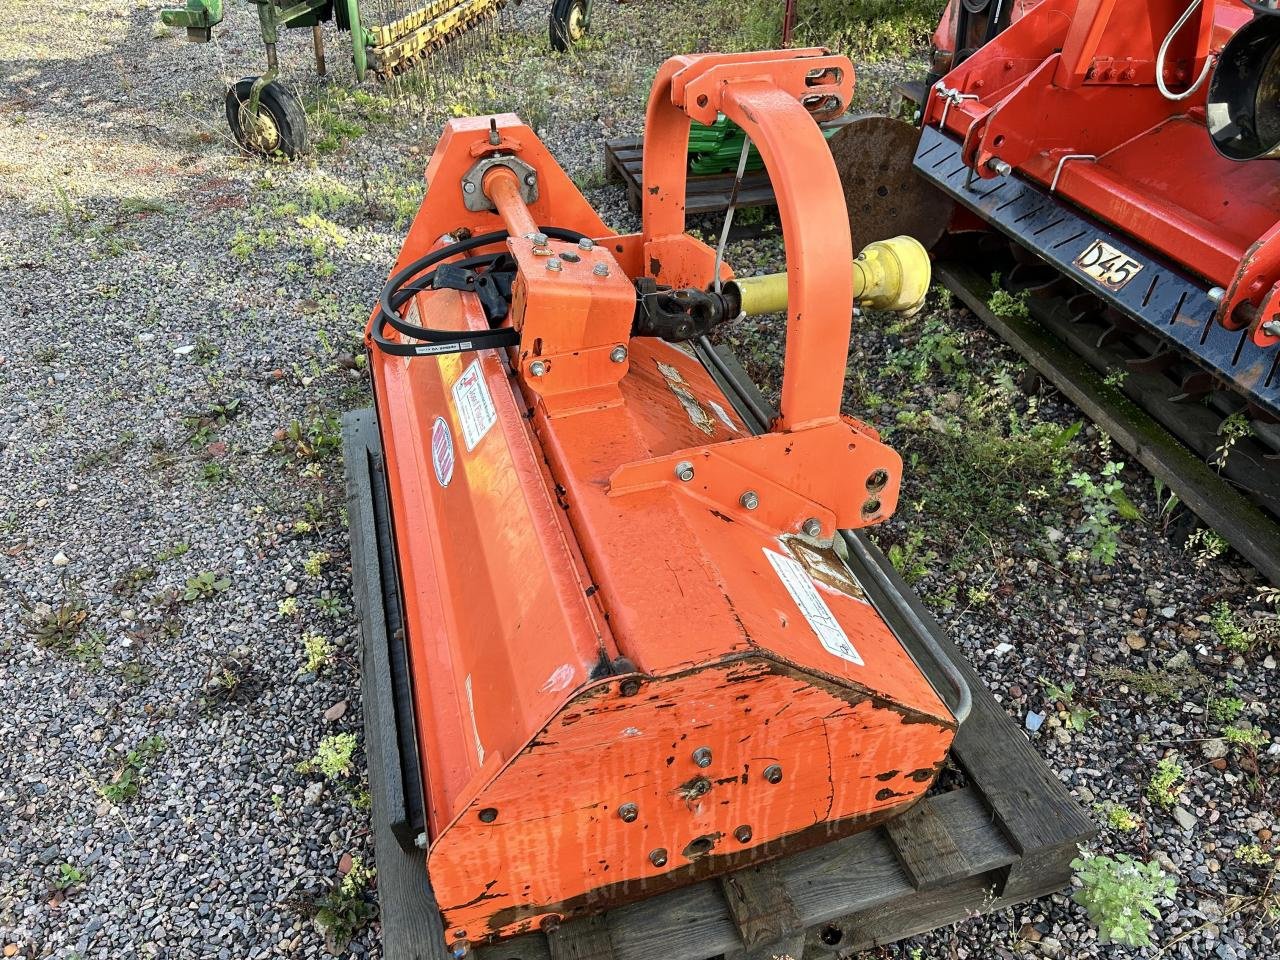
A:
367;50;955;949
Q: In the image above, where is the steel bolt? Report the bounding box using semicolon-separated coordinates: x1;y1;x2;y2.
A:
802;517;822;537
578;237;595;250
739;490;759;510
1263;320;1280;337
450;941;471;960
649;848;669;868
532;232;549;247
675;460;695;482
1207;286;1226;304
462;181;477;194
618;802;639;823
692;747;713;768
610;345;628;363
987;158;1012;177
763;764;783;784
525;172;538;187
546;258;563;272
593;262;610;277
529;361;548;378
734;825;753;843
415;832;429;849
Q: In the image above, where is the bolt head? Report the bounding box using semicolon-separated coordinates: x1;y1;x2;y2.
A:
675;460;695;482
532;232;549;247
739;490;759;510
1263;319;1280;336
734;825;753;843
462;181;477;194
1207;286;1226;304
692;747;713;768
619;678;641;697
649;848;668;868
593;262;610;277
529;361;547;378
546;258;563;272
578;237;595;250
525;172;537;186
610;345;628;363
988;158;1012;176
801;518;822;537
763;764;783;784
414;832;429;849
618;802;638;823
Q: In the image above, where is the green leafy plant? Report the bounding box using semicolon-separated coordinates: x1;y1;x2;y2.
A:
313;856;377;951
101;735;166;805
1068;461;1136;565
24;596;89;650
1040;677;1099;731
298;734;357;780
1071;852;1176;946
1208;694;1245;724
1211;602;1255;653
1146;756;1185;809
887;530;936;585
53;862;86;890
1223;725;1268;752
303;551;331;577
301;632;334;674
1235;843;1275;867
1095;802;1141;834
183;571;231;602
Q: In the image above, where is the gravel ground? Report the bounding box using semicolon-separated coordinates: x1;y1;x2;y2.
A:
1;1;1277;958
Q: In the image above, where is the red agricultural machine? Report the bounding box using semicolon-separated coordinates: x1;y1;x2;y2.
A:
344;45;1094;960
890;0;1280;577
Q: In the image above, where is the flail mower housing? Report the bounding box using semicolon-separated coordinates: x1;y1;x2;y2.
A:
363;49;962;950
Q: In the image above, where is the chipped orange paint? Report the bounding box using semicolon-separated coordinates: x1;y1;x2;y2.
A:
366;51;955;949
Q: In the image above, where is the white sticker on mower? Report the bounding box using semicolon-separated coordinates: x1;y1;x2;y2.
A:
1074;239;1144;291
451;359;498;451
431;416;455;488
764;548;864;666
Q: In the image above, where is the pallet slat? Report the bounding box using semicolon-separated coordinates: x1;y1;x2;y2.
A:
883;800;970;892
547;915;617;960
719;862;802;950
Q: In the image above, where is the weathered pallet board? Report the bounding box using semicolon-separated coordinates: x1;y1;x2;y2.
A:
344;345;1095;960
603;114;857;216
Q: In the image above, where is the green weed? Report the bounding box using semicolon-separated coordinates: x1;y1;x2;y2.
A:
1071;853;1176;946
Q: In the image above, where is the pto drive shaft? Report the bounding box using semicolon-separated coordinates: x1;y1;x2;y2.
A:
631;235;932;341
727;235;931;316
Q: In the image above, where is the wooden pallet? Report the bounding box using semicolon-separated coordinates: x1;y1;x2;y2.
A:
603;114;857;217
343;354;1094;960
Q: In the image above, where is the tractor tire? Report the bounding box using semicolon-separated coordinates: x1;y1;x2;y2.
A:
550;0;589;52
225;77;308;159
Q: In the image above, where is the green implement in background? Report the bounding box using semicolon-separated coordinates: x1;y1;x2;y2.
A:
158;0;592;158
688;115;840;176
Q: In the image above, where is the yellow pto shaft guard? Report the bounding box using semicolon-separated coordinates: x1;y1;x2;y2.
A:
727;235;931;317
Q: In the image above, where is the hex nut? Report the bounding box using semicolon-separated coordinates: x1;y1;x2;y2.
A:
649;848;669;867
734;825;753;843
618;802;638;823
801;518;822;537
692;747;713;768
763;764;783;784
610;345;628;363
529;361;548;378
739;490;759;510
675;460;695;482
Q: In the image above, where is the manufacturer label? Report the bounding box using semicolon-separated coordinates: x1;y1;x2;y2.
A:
764;548;864;666
431;416;455;487
450;359;498;451
1074;238;1144;290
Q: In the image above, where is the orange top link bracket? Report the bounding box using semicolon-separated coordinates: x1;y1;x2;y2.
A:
642;49;855;430
613;50;899;536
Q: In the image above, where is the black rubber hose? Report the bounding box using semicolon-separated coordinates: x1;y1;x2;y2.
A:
372;226;589;357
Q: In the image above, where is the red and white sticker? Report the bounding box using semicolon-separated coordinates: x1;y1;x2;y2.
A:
764;547;863;666
451;359;498;451
431;416;455;487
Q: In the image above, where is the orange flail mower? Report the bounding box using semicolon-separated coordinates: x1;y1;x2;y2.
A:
365;49;959;951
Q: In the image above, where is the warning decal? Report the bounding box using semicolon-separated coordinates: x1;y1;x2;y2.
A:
451;359;498;451
431;417;455;488
764;547;864;666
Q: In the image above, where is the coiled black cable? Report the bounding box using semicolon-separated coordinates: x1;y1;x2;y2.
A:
372;226;590;357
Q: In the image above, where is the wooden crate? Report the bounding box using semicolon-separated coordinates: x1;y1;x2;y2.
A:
603;114;857;217
343;359;1094;960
